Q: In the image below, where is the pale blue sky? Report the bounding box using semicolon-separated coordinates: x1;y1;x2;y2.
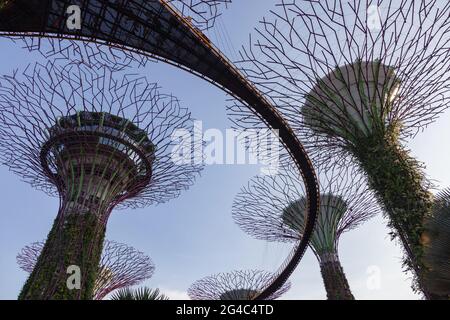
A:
1;0;449;300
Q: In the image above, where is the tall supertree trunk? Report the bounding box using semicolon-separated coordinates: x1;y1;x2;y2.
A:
19;212;106;300
352;131;433;296
319;253;354;300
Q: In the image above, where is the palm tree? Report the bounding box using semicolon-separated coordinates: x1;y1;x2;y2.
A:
110;287;169;300
421;189;450;299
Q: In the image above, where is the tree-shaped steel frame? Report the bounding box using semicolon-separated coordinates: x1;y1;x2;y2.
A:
0;60;202;299
0;0;320;299
4;0;231;71
228;0;450;297
17;240;155;300
0;61;202;208
188;270;291;300
232;161;379;299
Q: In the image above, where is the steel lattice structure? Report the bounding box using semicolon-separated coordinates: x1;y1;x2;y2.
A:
233;161;379;299
0;0;320;299
17;240;155;300
3;1;231;70
228;0;450;298
0;60;202;299
188;270;291;300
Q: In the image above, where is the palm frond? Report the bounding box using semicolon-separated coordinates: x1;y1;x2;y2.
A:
110;287;169;300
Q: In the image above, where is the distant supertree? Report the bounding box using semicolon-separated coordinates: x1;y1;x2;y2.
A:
421;189;450;299
2;0;231;70
229;0;450;297
188;270;291;300
232;162;379;300
17;240;154;300
0;61;202;299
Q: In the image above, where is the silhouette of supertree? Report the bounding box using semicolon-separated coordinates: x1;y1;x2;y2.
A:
2;0;232;70
421;188;450;299
188;270;291;300
17;240;155;300
232;161;379;300
228;0;450;297
0;61;202;299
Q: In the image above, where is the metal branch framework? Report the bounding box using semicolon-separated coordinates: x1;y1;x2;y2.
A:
228;0;450;298
3;1;231;70
0;0;320;300
230;0;450;161
0;60;202;299
0;61;202;208
168;0;231;31
17;240;155;300
233;162;378;252
233;161;379;299
188;270;291;300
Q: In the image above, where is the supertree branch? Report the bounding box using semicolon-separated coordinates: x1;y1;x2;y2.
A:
17;240;155;300
7;37;150;72
0;61;202;299
168;0;231;31
2;0;231;70
421;188;450;299
232;161;379;300
188;270;291;300
229;0;450;297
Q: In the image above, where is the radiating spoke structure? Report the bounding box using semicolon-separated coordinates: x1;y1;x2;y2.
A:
228;0;450;297
0;0;320;300
0;61;202;299
17;240;155;300
188;270;291;300
232;162;380;300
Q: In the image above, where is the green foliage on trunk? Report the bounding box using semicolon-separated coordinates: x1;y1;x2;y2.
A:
422;193;450;299
19;213;106;300
350;128;433;292
319;258;354;300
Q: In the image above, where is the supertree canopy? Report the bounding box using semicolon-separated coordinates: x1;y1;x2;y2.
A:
0;61;202;299
1;0;231;70
188;270;291;300
17;240;155;300
232;161;379;300
0;0;321;300
421;189;450;299
229;0;450;297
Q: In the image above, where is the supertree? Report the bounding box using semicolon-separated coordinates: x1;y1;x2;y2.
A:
188;270;291;300
0;0;321;300
421;188;450;299
228;0;450;297
1;0;231;70
16;240;155;300
0;60;202;299
232;161;379;300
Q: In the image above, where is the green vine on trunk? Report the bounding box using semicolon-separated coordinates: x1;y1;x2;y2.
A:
19;212;106;300
350;127;433;292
